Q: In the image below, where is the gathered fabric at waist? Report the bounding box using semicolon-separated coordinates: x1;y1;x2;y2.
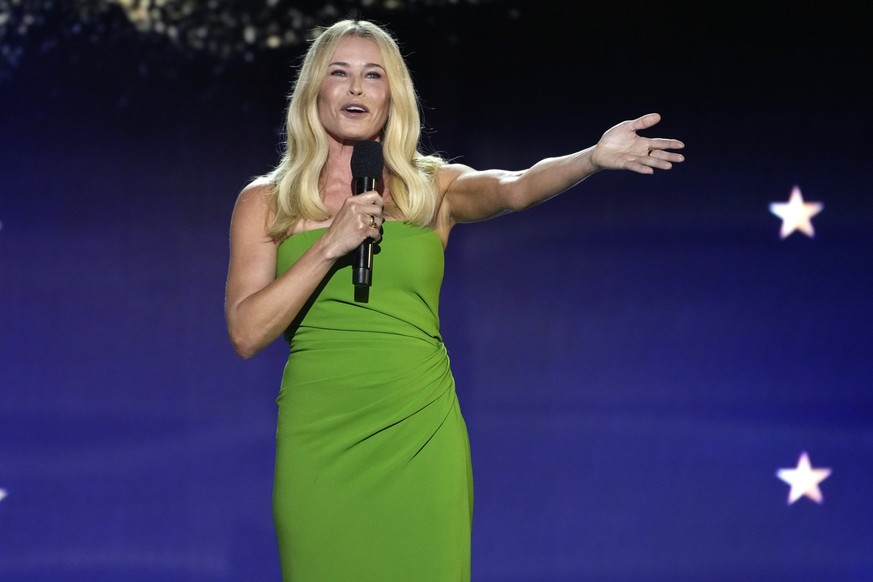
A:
277;330;456;456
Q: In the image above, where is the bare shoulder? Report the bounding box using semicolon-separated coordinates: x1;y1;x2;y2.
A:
236;176;273;209
228;179;277;256
231;177;274;229
436;162;475;193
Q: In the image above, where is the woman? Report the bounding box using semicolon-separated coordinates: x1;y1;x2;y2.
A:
225;19;683;581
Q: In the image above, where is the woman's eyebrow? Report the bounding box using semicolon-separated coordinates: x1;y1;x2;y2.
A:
329;60;386;70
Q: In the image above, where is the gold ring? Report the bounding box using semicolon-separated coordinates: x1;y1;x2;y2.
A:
369;215;377;228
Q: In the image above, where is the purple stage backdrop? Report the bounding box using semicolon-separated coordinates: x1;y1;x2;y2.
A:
2;2;872;581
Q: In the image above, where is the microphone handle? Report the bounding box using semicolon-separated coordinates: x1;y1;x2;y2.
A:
353;177;377;287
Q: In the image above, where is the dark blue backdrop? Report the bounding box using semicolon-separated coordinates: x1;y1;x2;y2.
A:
2;2;872;580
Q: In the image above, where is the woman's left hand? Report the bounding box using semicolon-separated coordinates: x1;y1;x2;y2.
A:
590;113;685;174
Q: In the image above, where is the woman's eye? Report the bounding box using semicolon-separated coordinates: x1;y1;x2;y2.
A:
365;71;382;79
330;69;347;77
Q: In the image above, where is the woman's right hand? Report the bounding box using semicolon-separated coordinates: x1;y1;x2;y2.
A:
318;191;384;260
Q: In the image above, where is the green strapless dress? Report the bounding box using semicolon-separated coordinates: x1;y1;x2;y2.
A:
273;222;473;581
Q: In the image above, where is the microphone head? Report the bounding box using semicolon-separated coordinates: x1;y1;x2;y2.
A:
350;140;384;178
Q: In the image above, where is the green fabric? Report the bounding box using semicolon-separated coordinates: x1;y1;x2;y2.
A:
273;222;473;581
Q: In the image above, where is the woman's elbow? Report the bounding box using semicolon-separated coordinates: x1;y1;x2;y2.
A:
227;326;263;360
233;343;258;360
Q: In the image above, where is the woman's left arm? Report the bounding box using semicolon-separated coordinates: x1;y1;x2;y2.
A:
441;113;684;224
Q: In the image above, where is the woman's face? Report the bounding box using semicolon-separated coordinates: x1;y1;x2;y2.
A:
317;36;390;144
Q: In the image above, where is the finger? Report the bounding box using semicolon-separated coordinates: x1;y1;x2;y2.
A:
641;150;677;171
353;191;383;205
660;151;685;163
365;214;383;241
358;210;376;227
366;213;384;228
346;196;384;221
359;207;384;229
648;149;685;165
360;202;384;220
626;160;656;175
648;138;685;151
631;112;661;131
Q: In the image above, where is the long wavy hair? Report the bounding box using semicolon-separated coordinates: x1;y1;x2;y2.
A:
264;20;444;240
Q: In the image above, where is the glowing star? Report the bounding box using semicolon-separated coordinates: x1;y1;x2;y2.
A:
0;488;6;503
776;452;831;505
769;186;823;239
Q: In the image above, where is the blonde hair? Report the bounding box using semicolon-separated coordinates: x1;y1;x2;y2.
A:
265;19;443;240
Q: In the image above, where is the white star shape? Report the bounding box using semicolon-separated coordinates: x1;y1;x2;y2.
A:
769;185;823;239
0;488;6;503
776;452;831;505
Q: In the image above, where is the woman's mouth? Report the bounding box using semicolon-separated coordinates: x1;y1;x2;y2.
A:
343;104;368;114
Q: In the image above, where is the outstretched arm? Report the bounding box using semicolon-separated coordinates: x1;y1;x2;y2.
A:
441;113;684;225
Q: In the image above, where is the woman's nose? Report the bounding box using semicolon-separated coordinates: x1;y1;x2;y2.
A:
349;76;363;96
349;78;364;95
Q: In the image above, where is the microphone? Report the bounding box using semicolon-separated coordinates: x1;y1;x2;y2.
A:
350;140;384;287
